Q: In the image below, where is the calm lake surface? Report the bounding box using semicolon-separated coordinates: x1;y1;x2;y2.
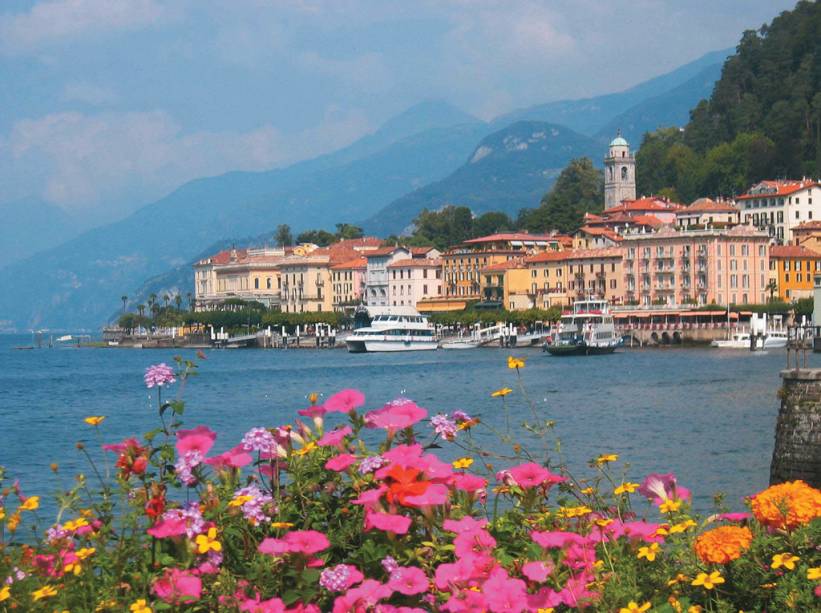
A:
1;334;814;517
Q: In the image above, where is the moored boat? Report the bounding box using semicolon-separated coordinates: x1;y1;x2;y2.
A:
346;306;437;353
544;299;619;356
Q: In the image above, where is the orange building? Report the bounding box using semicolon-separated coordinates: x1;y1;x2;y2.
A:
769;245;821;301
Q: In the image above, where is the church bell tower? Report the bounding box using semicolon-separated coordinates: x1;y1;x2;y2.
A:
604;130;636;209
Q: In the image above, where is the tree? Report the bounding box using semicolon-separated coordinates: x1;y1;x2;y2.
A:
296;229;336;246
471;212;513;238
163;294;171;309
766;279;778;303
335;223;364;240
186;292;194;311
518;158;603;233
411;206;475;250
174;294;183;310
137;304;146;318
120;295;128;313
275;224;293;247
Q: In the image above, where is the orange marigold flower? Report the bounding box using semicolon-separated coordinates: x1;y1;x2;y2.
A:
694;525;753;564
750;480;821;530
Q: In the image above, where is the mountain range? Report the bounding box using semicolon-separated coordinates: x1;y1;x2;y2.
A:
0;48;732;331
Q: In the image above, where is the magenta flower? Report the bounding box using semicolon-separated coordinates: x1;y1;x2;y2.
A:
388;566;429;595
147;517;188;539
404;483;449;508
443;516;488;534
238;596;287;612
364;510;412;535
715;512;751;522
204;445;252;469
365;399;427;431
482;568;528;612
284;530;331;555
332;579;392;612
320;564;364;592
317;426;352;449
453;474;487;494
144;363;176;388
638;472;692;505
152;568;202;605
531;530;588;549
175;426;216;456
522;560;553;583
506;462;566;489
453;528;496;558
325;453;357;472
323;388;365;413
351;486;387;509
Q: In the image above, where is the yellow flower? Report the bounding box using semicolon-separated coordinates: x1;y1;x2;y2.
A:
537;609;555;613
614;482;640;495
64;559;83;575
307;392;319;404
0;506;4;521
556;505;593;518
96;599;119;611
452;457;474;470
619;602;652;613
491;387;513;397
270;521;294;529
195;527;222;554
20;496;40;511
0;585;9;602
771;552;800;571
594;518;614;528
507;355;525;369
637;542;660;562
228;494;253;508
691;570;725;590
32;585;58;601
580;486;595;495
808;567;821;581
7;511;21;532
687;607;703;613
63;518;90;531
659;499;682;513
666;573;688;586
669;519;696;533
293;442;317;456
76;547;96;560
130;599;152;613
84;416;106;426
595;453;618;465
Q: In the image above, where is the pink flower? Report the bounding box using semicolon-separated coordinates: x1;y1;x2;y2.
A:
332;579;392;612
442;590;488;612
351;486;387;509
319;564;364;592
365;399;427;431
531;530;588;549
239;596;287;612
482;568;527;613
389;566;429;595
715;512;751;522
404;483;449;508
521;561;553;583
638;472;691;505
364;510;412;535
152;568;202;604
147;517;187;539
258;538;292;556
318;426;352;449
443;516;488;534
144;363;176;388
297;405;327;418
205;444;253;469
559;571;599;607
453;529;496;558
453;474;488;494
506;462;566;489
323;389;365;413
283;530;330;555
325;453;357;472
176;425;217;456
605;520;664;543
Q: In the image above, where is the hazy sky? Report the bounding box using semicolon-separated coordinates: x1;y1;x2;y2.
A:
0;0;797;219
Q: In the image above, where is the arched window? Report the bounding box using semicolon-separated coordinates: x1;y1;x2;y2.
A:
608;166;614;180
266;277;272;289
621;166;628;180
254;278;259;289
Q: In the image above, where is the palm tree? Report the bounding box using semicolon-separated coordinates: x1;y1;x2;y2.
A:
174;294;182;311
137;304;145;318
765;279;778;302
186;292;194;311
121;295;128;313
163;294;170;309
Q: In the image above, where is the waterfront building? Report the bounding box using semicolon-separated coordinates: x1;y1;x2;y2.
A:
365;246;439;307
279;253;333;313
193;246;291;309
603;131;636;209
621;225;770;307
479;259;530;310
769;244;821;301
330;256;367;312
525;248;623;308
605;196;682;224
791;220;821;253
736;179;820;242
675;198;740;229
386;258;442;308
572;225;623;249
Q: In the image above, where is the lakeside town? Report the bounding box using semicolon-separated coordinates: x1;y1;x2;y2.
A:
107;132;821;350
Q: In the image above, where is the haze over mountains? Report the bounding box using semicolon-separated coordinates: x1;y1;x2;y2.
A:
0;48;731;332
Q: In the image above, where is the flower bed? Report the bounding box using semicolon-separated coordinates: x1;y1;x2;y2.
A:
0;356;819;612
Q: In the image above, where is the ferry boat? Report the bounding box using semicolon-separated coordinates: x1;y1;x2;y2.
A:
345;306;438;353
543;299;620;356
710;313;787;350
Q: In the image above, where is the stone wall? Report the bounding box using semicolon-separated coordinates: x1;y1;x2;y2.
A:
770;369;821;487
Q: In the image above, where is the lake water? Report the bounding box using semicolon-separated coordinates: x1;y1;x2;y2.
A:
0;334;812;518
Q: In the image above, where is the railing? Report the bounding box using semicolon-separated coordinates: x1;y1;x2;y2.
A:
786;325;816;369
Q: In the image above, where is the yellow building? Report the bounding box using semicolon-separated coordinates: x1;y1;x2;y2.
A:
279;254;333;313
525;247;624;309
479;260;532;310
193;247;289;309
792;221;821;254
769;245;821;301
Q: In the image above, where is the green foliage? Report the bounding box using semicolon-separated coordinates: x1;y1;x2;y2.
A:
408;207;516;250
518;157;603;233
296;224;365;246
275;224;293;247
430;306;561;326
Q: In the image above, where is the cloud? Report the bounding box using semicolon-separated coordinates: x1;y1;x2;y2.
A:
0;0;172;54
61;82;118;105
3;107;372;211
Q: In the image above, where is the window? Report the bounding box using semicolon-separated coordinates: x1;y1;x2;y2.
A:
254;278;259;289
785;273;790;282
777;211;784;223
741;245;748;256
729;245;735;256
796;210;800;220
266;278;272;289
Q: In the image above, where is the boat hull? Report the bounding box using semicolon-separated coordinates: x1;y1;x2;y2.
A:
346;339;438;353
545;343;616;356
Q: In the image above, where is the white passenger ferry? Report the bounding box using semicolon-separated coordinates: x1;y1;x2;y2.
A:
711;313;788;350
544;299;620;356
345;306;437;353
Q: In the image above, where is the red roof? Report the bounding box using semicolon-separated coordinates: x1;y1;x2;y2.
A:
463;232;561;244
576;226;623;242
680;198;738;214
365;246;408;257
387;258;441;268
330;256;368;270
629;215;665;228
792;221;821;232
526;247;621;264
737;180;818;200
770;245;821;259
607;197;683;213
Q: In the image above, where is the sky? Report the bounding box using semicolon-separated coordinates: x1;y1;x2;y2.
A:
0;0;798;224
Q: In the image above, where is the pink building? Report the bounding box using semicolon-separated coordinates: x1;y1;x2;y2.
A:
387;258;443;308
622;225;770;307
331;256;367;312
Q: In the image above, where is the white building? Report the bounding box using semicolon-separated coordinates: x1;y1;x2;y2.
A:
603;130;636;209
364;246;441;306
387;258;443;308
736;179;820;243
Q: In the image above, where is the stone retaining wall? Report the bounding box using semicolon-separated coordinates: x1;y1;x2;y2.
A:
770;369;821;487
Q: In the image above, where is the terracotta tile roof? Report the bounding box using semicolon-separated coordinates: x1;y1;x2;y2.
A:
526;246;622;264
629;215;665;228
463;232;561;244
576;226;623;242
526;250;568;263
770;245;821;259
387;257;441;268
607;197;683;213
410;246;437;256
737;180;818;200
365;246;408;257
330;256;368;270
793;221;821;232
680;198;738;214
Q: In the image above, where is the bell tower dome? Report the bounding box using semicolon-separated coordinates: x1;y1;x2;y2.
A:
604;129;636;209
